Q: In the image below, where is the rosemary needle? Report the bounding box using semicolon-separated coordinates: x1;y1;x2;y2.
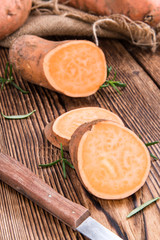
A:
39;143;74;179
10;81;29;94
39;159;61;167
62;160;67;179
1;110;36;120
64;159;75;169
127;197;160;218
150;153;158;159
145;141;159;147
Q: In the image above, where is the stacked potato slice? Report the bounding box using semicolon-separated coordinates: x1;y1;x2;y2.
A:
44;107;150;199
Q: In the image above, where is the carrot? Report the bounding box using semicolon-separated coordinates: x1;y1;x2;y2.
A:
9;35;107;97
0;0;32;40
59;0;160;27
44;107;124;151
69;120;150;199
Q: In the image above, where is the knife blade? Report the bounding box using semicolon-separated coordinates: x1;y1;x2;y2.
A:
0;153;122;240
77;216;122;239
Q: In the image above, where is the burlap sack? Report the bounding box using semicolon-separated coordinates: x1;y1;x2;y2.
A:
0;0;159;51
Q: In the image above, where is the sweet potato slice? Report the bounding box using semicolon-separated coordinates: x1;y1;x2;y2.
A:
69;120;150;199
44;107;124;151
9;35;106;97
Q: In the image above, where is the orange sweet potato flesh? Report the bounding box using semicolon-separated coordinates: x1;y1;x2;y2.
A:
44;107;124;151
69;120;150;199
9;35;107;97
59;0;160;27
0;0;32;40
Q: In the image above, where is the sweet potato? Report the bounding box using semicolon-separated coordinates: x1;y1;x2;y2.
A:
59;0;160;27
44;107;124;151
9;35;107;97
0;0;32;40
69;120;150;199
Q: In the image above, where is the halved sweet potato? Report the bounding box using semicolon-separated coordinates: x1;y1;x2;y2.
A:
9;35;107;97
44;107;124;151
69;120;150;199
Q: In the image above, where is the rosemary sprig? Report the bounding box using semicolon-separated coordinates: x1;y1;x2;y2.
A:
127;197;160;218
39;143;74;178
100;66;127;94
145;141;159;147
1;110;36;120
0;63;29;94
139;136;159;159
145;140;159;159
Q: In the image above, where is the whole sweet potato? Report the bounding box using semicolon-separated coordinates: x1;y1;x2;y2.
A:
0;0;32;40
60;0;160;27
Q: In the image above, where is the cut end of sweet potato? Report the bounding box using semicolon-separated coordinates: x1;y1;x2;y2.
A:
43;41;107;97
44;107;124;151
69;120;150;199
44;120;69;152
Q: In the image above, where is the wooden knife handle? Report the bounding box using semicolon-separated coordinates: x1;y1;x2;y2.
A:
0;153;90;229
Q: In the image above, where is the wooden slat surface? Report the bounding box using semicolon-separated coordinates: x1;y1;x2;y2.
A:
0;39;160;240
122;42;160;87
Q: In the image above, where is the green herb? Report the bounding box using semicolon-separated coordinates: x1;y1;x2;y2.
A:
100;66;126;94
127;197;160;218
107;66;112;78
0;63;29;94
145;141;159;147
39;143;74;178
145;141;159;159
1;110;36;120
139;136;159;159
150;153;158;160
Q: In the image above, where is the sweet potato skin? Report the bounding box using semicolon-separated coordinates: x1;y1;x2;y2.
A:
9;35;68;91
44;120;70;151
0;0;32;40
60;0;160;27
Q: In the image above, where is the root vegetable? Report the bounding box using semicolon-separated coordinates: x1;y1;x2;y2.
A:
44;107;124;151
0;0;32;40
69;120;150;199
59;0;160;27
9;35;107;97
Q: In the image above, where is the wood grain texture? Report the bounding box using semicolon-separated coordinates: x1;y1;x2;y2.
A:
0;39;160;240
122;42;160;87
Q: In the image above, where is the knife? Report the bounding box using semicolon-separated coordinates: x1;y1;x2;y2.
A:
0;153;122;240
